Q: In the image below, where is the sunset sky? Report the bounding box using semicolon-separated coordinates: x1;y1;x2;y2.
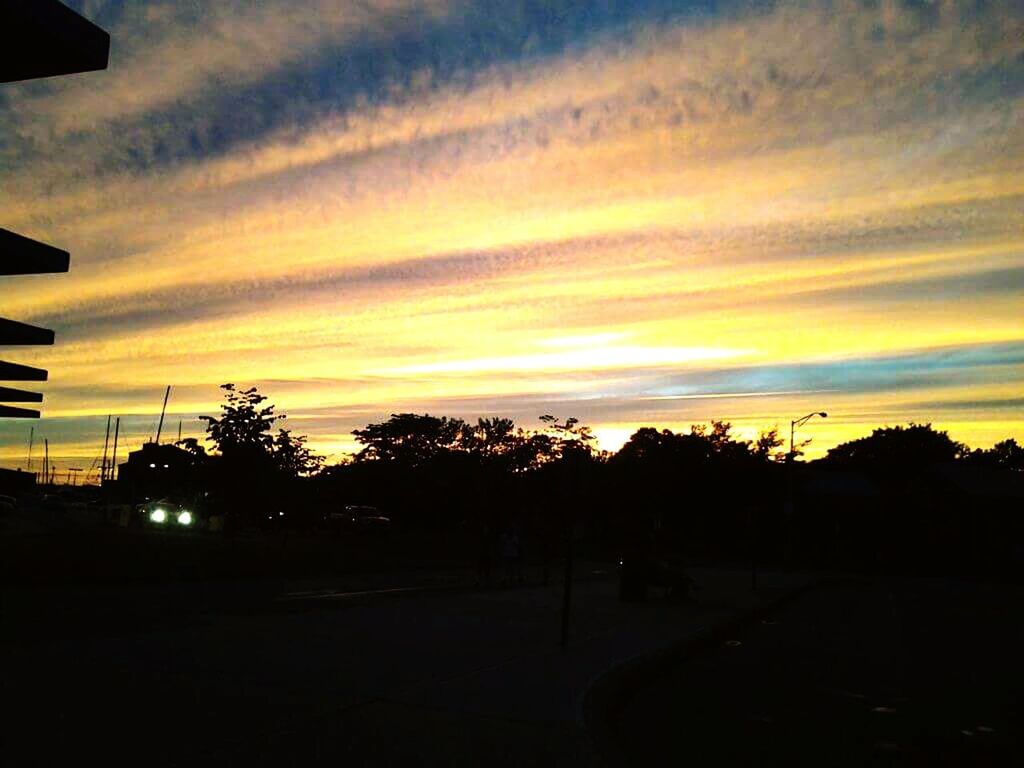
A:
2;0;1023;474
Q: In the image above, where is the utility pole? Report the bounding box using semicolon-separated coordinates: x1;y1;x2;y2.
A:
27;426;34;472
43;439;49;486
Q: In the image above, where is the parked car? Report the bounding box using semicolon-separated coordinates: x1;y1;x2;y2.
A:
323;505;391;533
0;494;16;514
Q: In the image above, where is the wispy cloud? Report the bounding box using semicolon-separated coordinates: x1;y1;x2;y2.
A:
3;0;1023;469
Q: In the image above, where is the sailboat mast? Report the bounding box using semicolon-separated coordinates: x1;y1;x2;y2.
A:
100;415;111;483
111;417;120;481
155;385;171;444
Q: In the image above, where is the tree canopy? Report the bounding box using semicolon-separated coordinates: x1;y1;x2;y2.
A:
613;421;784;469
273;428;324;477
964;438;1024;472
822;423;968;469
199;384;320;477
200;384;282;460
350;413;595;471
352;413;470;465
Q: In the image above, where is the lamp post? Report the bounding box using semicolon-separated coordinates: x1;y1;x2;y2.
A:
789;411;828;462
785;411;827;568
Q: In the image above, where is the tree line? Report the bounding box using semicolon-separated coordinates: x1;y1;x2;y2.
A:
172;384;1022;575
189;384;1021;481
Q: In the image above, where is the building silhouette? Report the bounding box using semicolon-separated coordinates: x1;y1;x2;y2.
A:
1;2;109;419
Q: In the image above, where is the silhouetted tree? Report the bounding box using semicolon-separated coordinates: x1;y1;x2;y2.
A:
965;438;1024;472
174;437;208;462
703;420;756;462
607;420;786;562
539;414;595;462
200;384;282;461
823;423;968;469
273;428;324;477
459;417;555;473
614;422;772;470
353;413;469;465
753;427;786;461
198;384;324;526
614;427;679;464
467;417;518;457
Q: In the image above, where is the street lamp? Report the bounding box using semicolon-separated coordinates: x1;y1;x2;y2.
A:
783;411;826;570
789;411;828;462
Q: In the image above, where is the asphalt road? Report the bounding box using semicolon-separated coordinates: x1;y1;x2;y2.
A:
613;577;1024;767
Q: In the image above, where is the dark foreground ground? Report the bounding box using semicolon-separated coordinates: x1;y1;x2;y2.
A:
0;559;811;767
4;516;1021;768
0;525;477;586
613;577;1024;767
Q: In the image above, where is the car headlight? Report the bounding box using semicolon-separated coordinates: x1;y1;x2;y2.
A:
150;508;167;523
177;511;193;526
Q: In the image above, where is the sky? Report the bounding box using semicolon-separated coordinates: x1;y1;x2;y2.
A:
2;0;1023;475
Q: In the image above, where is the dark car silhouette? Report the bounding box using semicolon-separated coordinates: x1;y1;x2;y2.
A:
324;504;390;532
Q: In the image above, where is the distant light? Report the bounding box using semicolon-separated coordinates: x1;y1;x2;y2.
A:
177;511;192;526
149;463;156;468
163;464;169;468
278;511;284;517
150;508;166;523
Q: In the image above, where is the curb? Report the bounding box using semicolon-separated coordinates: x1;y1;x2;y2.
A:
580;575;857;765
